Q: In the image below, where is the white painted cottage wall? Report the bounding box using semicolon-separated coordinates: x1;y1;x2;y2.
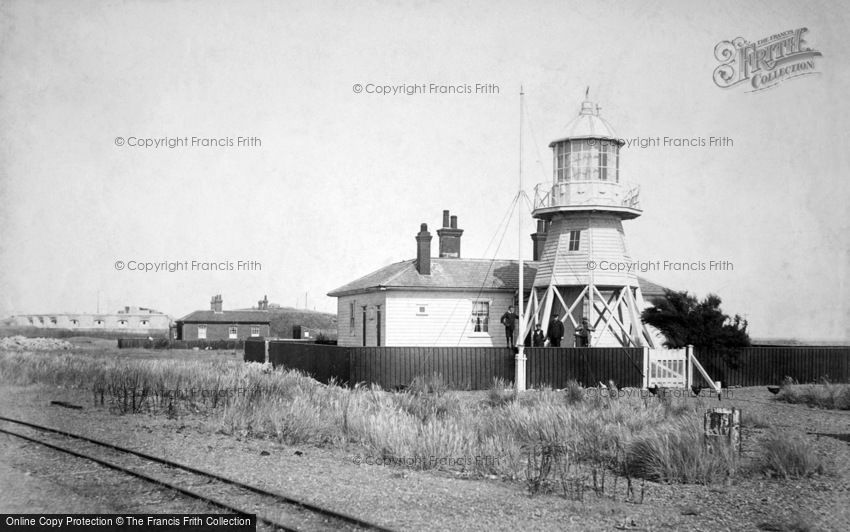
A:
384;290;516;347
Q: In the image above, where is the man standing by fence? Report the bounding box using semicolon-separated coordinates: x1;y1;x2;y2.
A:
575;318;594;347
500;306;519;347
548;313;565;347
532;323;545;347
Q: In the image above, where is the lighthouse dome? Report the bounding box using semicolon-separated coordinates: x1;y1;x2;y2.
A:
549;99;621;145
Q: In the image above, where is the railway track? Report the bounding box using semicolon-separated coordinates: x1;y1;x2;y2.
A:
0;416;393;532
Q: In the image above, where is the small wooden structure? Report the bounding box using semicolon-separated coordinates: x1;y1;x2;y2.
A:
703;407;741;452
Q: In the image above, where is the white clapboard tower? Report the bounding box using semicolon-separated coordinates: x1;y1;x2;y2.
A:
526;93;656;348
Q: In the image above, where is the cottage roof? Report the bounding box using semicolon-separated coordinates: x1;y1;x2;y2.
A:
175;310;271;324
328;258;669;299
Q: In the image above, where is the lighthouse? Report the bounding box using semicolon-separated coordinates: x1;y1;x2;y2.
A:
526;93;657;348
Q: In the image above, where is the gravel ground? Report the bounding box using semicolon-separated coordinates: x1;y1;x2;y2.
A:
1;382;848;531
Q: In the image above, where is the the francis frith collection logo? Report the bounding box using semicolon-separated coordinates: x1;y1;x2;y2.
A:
713;28;822;92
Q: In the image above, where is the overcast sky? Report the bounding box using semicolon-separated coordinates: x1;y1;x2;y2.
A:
1;0;847;342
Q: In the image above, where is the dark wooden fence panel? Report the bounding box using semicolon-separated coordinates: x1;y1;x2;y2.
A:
243;339;266;363
267;343;350;384
119;338;245;350
348;347;513;389
253;343;850;390
525;348;644;389
696;347;850;386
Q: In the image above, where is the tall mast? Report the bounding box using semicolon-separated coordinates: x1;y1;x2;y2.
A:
516;86;527;391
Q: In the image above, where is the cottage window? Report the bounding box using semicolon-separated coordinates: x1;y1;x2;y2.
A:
250;326;260;337
197;325;207;339
118;320;127;327
95;319;104;326
416;304;428;316
568;230;581;251
471;301;490;333
70;319;78;326
140;320;149;326
228;326;238;339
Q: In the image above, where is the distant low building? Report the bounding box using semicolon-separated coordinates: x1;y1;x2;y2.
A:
11;306;171;335
175;295;270;340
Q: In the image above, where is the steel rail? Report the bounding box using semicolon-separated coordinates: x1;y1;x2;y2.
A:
0;416;393;532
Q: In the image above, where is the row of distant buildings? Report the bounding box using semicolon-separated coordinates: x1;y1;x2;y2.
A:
10;295;274;341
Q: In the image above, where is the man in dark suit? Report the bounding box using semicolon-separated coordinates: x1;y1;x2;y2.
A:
548;313;565;347
500;306;519;347
531;323;545;347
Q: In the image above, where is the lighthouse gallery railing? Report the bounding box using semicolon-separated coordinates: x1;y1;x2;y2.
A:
533;180;641;211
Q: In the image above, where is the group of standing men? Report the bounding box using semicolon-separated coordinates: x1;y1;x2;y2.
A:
499;306;593;348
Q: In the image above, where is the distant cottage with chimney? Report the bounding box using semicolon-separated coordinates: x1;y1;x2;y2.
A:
328;209;666;347
174;295;271;340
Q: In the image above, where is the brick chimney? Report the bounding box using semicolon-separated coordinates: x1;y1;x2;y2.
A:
258;295;268;310
436;209;463;258
416;223;432;275
210;294;223;313
531;220;548;261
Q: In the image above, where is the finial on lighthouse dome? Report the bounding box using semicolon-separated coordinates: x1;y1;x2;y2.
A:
550;88;620;145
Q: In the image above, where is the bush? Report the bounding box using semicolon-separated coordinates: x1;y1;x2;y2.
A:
564;379;584;405
408;373;448;396
624;416;739;484
755;430;824;479
487;377;517;407
776;381;850;410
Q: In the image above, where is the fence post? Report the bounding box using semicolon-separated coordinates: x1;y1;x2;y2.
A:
642;346;649;389
264;340;269;364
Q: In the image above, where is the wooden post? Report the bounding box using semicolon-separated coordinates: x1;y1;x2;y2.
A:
686;345;694;389
264;339;270;364
642;346;649;389
703;408;740;452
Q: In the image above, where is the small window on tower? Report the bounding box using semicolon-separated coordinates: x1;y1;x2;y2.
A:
568;230;581;251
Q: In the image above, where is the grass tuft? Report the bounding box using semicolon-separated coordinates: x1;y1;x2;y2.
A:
624;416;739;484
755;430;825;479
776;380;850;410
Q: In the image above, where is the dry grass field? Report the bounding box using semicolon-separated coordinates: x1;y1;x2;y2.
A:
0;339;848;531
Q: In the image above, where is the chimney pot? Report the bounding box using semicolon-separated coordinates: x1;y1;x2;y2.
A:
416;223;432;275
437;212;463;258
531;223;548;261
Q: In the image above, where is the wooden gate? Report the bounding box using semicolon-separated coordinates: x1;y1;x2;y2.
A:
644;347;690;388
642;346;721;394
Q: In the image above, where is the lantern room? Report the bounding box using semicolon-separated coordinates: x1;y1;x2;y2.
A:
533;96;641;221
